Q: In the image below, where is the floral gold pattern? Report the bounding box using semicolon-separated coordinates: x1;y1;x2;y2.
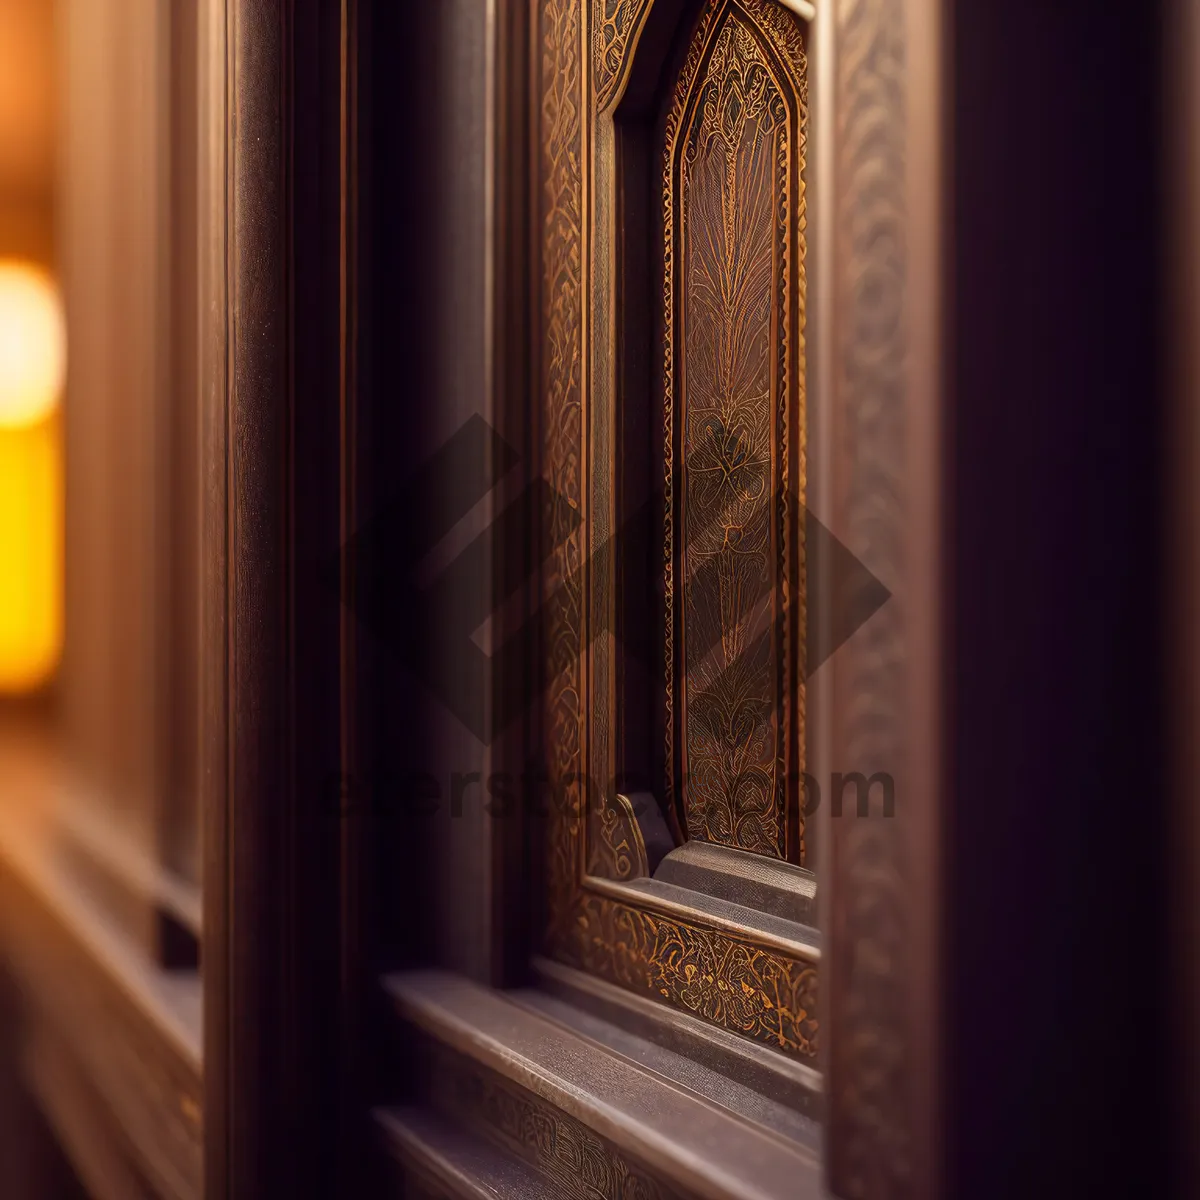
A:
663;1;808;861
539;0;587;943
560;890;818;1056
594;0;653;110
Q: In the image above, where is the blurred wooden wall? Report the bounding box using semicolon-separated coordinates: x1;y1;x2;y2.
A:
0;11;91;1195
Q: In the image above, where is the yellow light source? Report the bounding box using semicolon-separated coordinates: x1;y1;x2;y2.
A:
0;260;65;430
0;259;64;694
0;413;61;692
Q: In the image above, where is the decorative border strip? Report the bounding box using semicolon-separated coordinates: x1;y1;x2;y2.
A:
557;890;818;1056
825;0;937;1194
593;0;654;109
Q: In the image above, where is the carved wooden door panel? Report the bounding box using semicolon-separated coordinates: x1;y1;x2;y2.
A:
537;0;819;1065
662;1;808;863
337;0;948;1194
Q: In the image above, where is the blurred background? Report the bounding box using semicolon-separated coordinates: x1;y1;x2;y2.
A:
0;0;60;701
0;3;202;1195
0;0;201;884
0;1;72;1190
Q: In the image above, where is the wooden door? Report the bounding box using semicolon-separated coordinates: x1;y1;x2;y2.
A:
376;1;945;1198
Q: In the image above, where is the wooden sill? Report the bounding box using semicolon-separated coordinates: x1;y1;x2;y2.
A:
382;969;823;1200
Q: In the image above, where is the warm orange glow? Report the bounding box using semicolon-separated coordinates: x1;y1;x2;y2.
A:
0;259;65;429
0;411;62;692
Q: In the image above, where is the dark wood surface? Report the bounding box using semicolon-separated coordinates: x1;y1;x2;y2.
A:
946;0;1170;1197
203;1;361;1196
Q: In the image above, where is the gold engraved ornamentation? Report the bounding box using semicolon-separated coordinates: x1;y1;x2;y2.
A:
593;0;654;109
663;1;809;861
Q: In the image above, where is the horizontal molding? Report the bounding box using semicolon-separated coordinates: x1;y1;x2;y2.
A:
526;956;822;1126
385;969;822;1200
653;840;819;927
586;874;821;963
378;1106;562;1200
0;808;201;1198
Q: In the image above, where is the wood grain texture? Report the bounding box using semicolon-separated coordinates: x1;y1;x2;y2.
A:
431;1050;684;1200
825;0;942;1194
205;0;355;1194
386;969;821;1199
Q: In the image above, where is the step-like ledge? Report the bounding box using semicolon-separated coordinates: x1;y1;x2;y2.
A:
379;1105;563;1200
385;969;823;1200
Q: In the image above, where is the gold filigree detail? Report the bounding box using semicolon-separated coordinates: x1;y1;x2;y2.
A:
593;0;653;109
589;791;651;880
540;0;587;937
552;891;818;1059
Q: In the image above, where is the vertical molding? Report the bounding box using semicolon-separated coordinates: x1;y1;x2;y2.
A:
487;0;535;987
202;0;286;1192
205;0;292;1193
809;0;837;931
1169;1;1200;1193
198;0;229;1190
203;0;355;1192
336;0;366;1190
226;0;289;1185
826;0;942;1195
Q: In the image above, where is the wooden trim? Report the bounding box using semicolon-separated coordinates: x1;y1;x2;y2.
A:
197;0;230;1194
380;1108;562;1200
202;1;357;1194
385;969;822;1200
488;0;536;991
526;956;822;1121
822;0;943;1195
